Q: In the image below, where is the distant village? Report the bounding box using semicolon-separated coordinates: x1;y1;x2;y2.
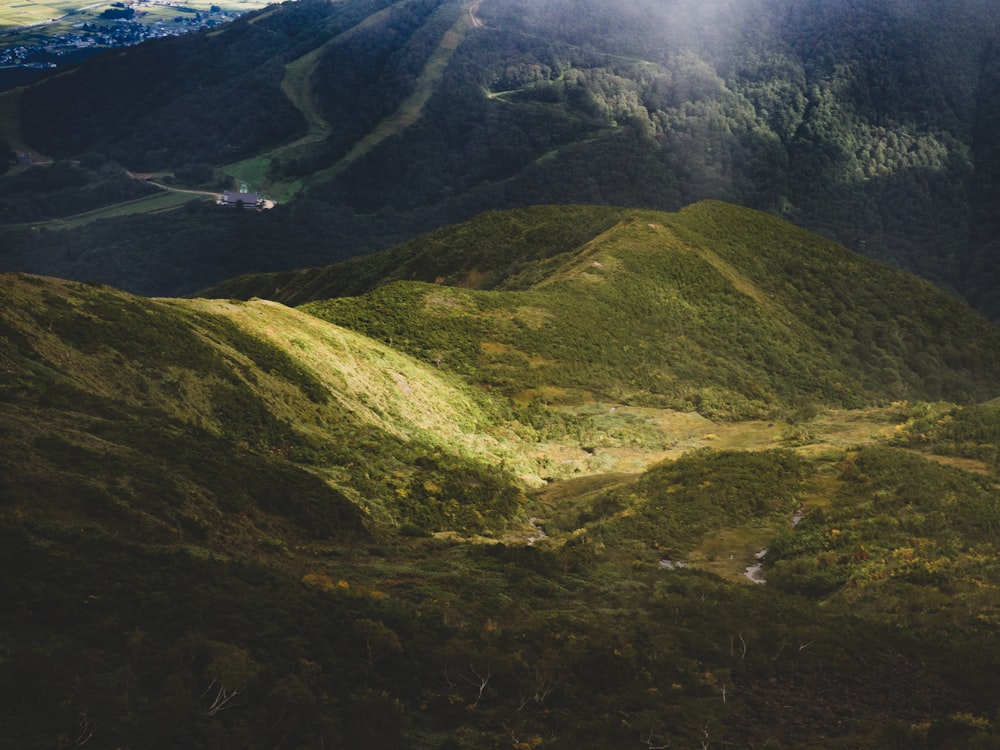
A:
0;1;242;72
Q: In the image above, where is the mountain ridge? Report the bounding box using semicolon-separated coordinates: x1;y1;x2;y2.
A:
5;202;1000;746
210;201;1000;414
6;202;998;544
6;1;1000;743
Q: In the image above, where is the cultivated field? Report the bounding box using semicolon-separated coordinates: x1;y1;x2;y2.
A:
0;0;75;29
0;0;271;33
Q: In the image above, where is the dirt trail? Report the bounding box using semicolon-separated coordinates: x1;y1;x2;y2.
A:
128;173;221;199
312;0;482;181
276;1;412;153
225;0;481;196
468;0;484;28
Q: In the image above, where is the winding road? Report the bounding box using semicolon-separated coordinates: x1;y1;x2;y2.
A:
128;172;222;200
468;0;484;28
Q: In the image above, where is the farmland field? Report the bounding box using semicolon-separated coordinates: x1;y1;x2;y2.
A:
0;0;273;91
0;0;272;43
0;0;270;28
1;1;67;27
2;0;116;29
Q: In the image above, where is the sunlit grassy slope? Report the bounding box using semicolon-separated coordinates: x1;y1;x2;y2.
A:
9;201;995;551
285;201;1000;416
0;274;539;542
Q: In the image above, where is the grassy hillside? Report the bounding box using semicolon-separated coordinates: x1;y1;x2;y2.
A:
0;273;537;540
205;204;632;303
216;202;1000;415
4;263;1000;747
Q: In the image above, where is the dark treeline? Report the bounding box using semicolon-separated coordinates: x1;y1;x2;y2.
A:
312;0;1000;297
0;199;404;297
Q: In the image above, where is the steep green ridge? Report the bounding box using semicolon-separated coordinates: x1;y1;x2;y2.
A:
205;204;631;303
0;274;533;539
262;202;1000;415
304;0;478;184
5;262;1000;746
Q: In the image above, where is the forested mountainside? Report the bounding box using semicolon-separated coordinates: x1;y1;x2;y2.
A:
1;0;999;318
4;202;1000;747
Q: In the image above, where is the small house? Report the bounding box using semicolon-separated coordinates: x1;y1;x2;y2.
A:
219;191;262;209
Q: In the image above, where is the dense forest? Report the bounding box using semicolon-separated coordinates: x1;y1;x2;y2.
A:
1;0;999;319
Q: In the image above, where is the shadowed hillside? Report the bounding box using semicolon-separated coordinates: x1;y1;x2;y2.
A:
4;221;1000;745
0;274;537;540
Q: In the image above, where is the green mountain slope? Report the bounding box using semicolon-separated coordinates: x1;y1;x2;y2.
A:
0;273;537;541
4;247;1000;747
205;204;632;302
217;202;1000;415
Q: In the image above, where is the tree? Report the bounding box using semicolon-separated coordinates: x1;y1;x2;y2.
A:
202;642;258;716
353;618;402;684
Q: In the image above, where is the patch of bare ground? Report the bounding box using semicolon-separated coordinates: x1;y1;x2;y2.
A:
459;269;487;288
513;386;593;404
520;405;921;557
808;408;899;444
480;340;553;367
904;450;992;475
688;526;785;581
